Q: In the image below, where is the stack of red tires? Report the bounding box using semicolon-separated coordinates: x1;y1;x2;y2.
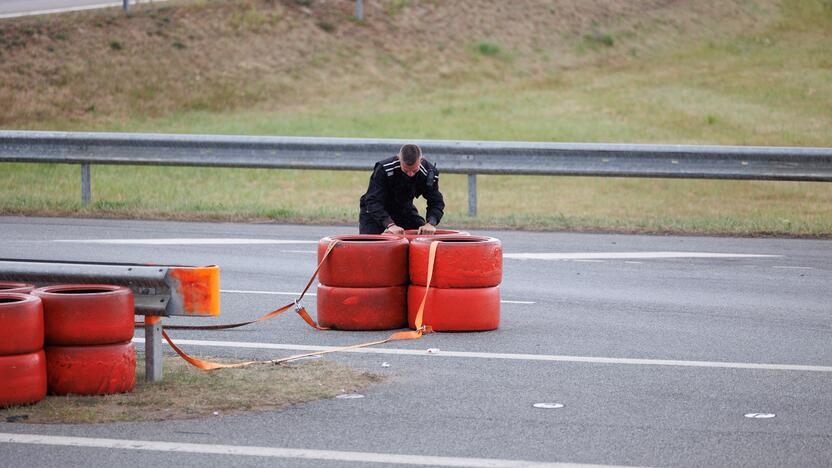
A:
33;285;137;396
408;235;503;331
0;289;47;407
317;235;410;330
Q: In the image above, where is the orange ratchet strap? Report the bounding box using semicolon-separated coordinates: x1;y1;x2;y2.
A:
139;239;340;331
162;240;439;370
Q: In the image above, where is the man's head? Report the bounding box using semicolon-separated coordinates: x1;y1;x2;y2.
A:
398;144;422;177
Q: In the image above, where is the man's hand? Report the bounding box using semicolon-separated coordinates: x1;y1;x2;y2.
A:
417;223;436;235
386;224;405;235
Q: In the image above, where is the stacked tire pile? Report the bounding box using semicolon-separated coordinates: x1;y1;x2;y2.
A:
33;285;137;396
317;235;410;330
0;283;47;407
408;235;503;331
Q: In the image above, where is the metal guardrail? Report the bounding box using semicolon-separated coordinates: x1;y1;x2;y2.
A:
0;258;220;381
1;130;831;216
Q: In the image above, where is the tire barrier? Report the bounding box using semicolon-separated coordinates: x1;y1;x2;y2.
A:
408;236;503;332
318;235;409;288
407;285;500;331
33;284;136;395
45;342;136;396
0;293;44;356
317;235;409;330
317;285;407;330
33;284;135;346
409;235;503;288
0;350;47;407
0;282;35;294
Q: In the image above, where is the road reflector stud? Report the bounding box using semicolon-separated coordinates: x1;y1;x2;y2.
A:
533;403;565;409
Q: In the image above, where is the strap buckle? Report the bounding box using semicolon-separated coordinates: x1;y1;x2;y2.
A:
293;299;304;313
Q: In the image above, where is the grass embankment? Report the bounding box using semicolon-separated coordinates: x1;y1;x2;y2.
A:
0;354;380;423
1;0;830;236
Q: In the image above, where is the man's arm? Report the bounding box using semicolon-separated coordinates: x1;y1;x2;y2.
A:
364;164;395;228
423;165;445;227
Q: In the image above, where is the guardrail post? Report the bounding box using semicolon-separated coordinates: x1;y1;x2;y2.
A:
80;163;91;206
144;316;163;382
123;0;129;14
355;0;363;20
467;173;477;217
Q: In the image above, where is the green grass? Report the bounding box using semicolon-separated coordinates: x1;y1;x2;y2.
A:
0;354;381;423
1;0;831;236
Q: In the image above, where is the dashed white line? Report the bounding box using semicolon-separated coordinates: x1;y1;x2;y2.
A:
0;433;625;467
133;337;832;373
220;289;536;305
222;289;316;296
504;252;780;261
772;266;813;270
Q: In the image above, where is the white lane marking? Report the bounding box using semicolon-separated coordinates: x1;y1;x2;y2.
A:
220;289;535;305
281;250;317;254
0;1;167;19
222;289;316;297
504;252;780;261
54;238;317;245
0;433;625;467
772;266;813;270
132;338;832;373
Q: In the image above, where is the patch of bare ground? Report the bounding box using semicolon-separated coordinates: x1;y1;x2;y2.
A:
0;355;382;424
0;0;780;128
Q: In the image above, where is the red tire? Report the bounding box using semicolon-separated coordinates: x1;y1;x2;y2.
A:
0;350;47;407
33;284;134;346
0;282;35;294
408;285;500;331
0;293;44;356
409;236;503;288
45;342;136;396
318;235;409;287
317;285;406;330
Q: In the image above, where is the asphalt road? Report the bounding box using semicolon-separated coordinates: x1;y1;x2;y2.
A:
1;216;830;467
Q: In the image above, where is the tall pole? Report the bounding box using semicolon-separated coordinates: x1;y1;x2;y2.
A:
123;0;129;14
355;0;363;21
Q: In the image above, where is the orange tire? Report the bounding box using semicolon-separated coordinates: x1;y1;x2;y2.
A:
409;236;502;288
0;282;35;294
318;235;409;287
0;293;44;356
317;285;406;330
408;285;500;331
0;350;47;407
45;342;136;396
33;284;134;346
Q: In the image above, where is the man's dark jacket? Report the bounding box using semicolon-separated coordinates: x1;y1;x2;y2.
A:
359;156;445;233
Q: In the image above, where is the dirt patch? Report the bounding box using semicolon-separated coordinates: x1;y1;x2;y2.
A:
0;354;382;424
0;0;780;127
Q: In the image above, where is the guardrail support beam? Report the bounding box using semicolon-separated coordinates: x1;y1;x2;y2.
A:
81;163;91;206
144;316;163;382
467;173;477;217
355;0;363;20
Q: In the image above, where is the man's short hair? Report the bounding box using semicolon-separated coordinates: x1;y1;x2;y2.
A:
399;144;422;166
